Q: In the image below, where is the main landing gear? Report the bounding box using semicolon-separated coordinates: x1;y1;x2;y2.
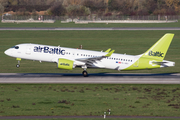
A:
82;65;88;77
82;70;88;77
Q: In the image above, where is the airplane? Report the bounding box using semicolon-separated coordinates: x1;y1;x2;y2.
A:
4;33;175;77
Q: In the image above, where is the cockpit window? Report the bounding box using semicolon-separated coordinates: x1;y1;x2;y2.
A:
15;46;19;49
11;46;19;49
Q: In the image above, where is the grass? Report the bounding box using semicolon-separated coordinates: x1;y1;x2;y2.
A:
0;30;180;73
0;20;180;28
0;84;180;117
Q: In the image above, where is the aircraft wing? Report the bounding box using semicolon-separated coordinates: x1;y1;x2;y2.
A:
76;50;115;62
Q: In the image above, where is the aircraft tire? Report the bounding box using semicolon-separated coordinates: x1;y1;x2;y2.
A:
16;64;20;68
82;70;88;77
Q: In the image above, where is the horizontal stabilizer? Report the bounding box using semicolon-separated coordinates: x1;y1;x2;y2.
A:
153;60;175;67
152;61;168;65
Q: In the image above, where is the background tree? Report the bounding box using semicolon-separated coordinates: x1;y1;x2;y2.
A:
47;2;66;16
0;3;4;14
165;0;180;12
83;0;106;15
146;0;157;15
62;0;84;7
66;5;90;16
0;0;180;16
16;8;29;15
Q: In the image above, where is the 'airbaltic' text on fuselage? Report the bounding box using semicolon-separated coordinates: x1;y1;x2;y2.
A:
34;46;65;55
60;63;70;66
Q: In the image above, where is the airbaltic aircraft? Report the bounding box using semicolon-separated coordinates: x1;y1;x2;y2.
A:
4;33;175;77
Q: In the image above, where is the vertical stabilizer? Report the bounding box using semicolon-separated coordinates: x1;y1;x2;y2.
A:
142;33;174;60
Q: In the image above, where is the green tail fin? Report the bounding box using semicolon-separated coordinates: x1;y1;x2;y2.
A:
142;33;174;60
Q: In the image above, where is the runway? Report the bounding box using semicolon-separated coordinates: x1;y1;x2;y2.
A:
0;27;180;30
0;73;180;84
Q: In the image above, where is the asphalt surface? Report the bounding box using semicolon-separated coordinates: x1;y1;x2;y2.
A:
0;73;180;84
0;27;180;30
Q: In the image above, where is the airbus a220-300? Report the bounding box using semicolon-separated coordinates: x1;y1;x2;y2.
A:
4;33;175;77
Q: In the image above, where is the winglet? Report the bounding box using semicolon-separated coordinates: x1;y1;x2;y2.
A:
105;48;111;53
105;50;115;57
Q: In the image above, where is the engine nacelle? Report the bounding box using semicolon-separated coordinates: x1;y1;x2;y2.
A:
57;58;74;70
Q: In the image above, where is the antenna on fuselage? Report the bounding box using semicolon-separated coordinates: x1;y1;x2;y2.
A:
79;45;82;49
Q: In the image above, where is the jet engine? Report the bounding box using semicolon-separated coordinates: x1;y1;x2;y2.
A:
57;58;75;70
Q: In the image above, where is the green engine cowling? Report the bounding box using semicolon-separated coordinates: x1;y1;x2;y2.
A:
57;58;74;70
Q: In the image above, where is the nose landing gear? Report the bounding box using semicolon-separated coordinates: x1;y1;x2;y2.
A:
16;64;20;68
16;58;21;68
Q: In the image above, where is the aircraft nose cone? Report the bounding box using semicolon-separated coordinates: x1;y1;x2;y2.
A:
4;50;8;55
4;49;11;56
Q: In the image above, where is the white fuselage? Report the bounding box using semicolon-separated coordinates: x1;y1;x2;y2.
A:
4;43;138;70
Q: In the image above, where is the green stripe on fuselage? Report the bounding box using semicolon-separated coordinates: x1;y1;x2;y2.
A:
123;56;161;70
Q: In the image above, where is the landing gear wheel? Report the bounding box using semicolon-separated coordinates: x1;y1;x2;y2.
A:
16;64;20;68
82;70;88;77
